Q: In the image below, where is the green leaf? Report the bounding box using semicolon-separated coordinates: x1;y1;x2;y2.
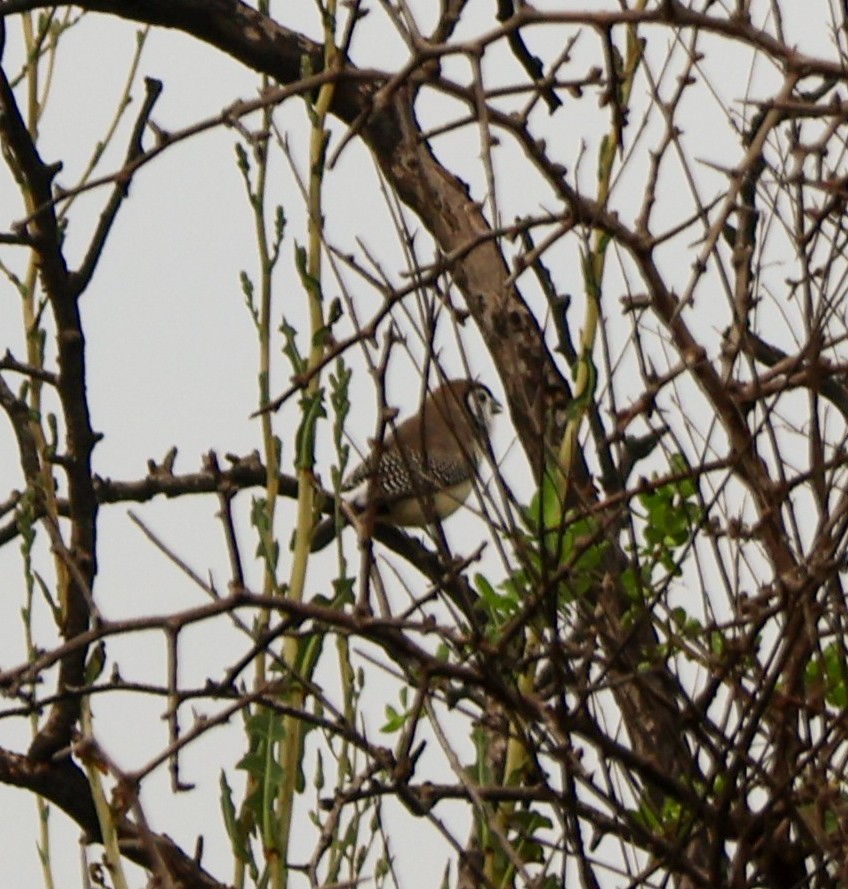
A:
806;642;848;708
327;296;343;326
219;771;254;867
475;570;520;622
473;572;498;605
633;453;702;590
380;705;405;734
239;269;260;329
273;204;287;248
294;387;326;470
33;570;60;624
237;751;284;784
235;141;250;178
526;469;565;538
251;496;279;572
84;642;106;685
331;575;355;604
294;241;323;303
381;689;412;733
245;710;287;743
280;317;305;374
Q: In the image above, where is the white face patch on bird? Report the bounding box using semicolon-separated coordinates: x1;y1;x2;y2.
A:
463;383;502;434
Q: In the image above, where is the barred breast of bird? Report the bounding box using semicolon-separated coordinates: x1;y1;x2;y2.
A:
344;454;474;526
344;449;475;504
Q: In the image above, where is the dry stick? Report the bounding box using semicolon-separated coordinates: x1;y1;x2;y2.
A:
69;75;163;297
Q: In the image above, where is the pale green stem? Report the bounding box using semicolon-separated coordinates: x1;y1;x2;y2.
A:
79;704;130;889
273;5;337;886
555;0;646;499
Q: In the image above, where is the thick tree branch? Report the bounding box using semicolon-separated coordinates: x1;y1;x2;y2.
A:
0;748;227;888
0;35;99;763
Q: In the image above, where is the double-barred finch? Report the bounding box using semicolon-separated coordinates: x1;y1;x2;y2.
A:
310;378;501;551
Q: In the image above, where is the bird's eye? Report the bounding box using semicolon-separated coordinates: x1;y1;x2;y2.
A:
466;385;495;427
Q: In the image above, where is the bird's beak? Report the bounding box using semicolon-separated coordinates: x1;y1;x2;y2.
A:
493;399;503;415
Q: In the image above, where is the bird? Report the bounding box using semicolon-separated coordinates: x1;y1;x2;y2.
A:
310;378;501;551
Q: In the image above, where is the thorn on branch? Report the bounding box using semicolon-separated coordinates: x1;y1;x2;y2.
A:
147;447;178;477
44;160;63;180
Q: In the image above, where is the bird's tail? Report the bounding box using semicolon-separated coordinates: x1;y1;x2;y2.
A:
309;514;348;552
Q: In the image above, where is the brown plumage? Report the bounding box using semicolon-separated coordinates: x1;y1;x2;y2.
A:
311;379;500;550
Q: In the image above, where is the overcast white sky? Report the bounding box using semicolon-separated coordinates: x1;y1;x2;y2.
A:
0;2;839;886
